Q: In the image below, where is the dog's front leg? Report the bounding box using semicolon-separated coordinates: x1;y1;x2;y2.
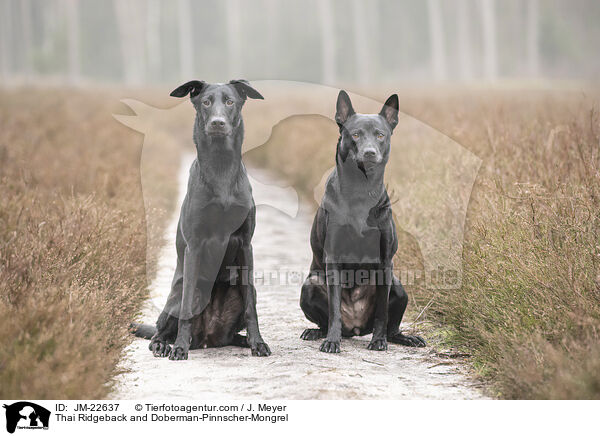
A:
170;318;192;360
321;264;342;353
169;246;202;360
239;245;271;357
368;266;391;351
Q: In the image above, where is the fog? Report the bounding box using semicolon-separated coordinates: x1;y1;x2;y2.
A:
1;0;599;86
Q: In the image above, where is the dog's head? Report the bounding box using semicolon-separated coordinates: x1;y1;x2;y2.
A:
170;79;263;137
335;90;398;173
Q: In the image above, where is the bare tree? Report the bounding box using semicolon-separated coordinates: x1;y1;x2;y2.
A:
65;0;81;84
177;0;193;80
481;0;497;80
20;0;33;79
114;0;147;85
41;1;57;59
146;0;161;82
318;0;335;85
456;0;473;81
226;0;242;78
264;0;277;78
0;0;13;81
351;0;369;85
428;0;447;81
527;0;539;77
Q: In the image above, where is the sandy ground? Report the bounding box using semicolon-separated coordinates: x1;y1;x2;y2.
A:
111;155;487;400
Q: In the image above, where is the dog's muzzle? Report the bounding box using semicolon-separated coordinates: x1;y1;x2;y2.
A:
358;149;382;167
206;117;231;136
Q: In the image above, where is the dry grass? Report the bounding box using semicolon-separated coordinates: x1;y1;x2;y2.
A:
415;88;600;399
0;88;181;398
2;85;598;400
246;86;600;399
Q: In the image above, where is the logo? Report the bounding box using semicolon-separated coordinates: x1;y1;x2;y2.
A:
2;402;50;434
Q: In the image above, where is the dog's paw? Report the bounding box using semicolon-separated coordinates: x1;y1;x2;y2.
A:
320;339;341;353
388;333;426;347
301;328;326;341
168;345;189;360
150;340;171;358
251;341;271;357
367;337;388;351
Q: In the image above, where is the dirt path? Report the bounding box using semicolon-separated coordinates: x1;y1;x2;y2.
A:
111;155;486;400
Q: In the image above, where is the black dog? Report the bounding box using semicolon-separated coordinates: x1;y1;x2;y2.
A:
300;90;426;353
131;80;271;359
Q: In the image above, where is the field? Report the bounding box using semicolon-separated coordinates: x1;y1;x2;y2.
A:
1;86;599;399
0;88;181;398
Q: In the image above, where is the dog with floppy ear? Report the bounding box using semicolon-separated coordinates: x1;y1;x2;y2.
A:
299;90;426;353
130;79;271;359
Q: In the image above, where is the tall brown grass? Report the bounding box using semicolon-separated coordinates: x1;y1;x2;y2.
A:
2;85;598;399
418;89;600;399
0;89;180;398
247;86;600;399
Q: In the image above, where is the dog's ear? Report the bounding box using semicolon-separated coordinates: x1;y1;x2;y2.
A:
170;80;206;98
379;94;399;130
229;79;264;100
335;90;355;128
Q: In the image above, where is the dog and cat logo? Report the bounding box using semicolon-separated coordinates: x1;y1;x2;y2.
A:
2;402;50;433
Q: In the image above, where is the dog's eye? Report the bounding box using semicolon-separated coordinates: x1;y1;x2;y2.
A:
226;99;234;106
377;133;384;140
352;133;359;140
202;100;211;107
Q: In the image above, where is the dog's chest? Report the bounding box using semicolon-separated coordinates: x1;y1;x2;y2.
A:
184;163;253;233
182;195;251;236
341;285;377;334
326;199;371;232
323;216;382;264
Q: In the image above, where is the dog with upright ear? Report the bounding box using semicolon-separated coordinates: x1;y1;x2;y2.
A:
299;89;426;353
379;94;399;130
170;80;207;98
335;90;355;129
229;79;264;100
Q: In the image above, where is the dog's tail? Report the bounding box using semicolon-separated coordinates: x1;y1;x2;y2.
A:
129;322;156;339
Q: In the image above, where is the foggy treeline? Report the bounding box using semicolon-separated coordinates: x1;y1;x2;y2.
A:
1;0;599;86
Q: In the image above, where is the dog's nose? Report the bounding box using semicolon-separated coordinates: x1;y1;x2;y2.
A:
363;148;377;158
211;118;226;127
